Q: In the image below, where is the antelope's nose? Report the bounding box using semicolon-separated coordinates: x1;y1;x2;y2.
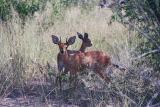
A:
59;48;64;54
60;50;64;54
90;43;92;46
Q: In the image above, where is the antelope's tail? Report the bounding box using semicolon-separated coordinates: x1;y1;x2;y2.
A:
111;63;126;71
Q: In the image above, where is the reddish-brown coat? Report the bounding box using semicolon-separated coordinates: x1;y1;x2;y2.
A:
52;35;111;83
60;50;111;82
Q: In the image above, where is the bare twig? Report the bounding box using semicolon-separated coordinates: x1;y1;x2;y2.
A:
149;103;160;107
125;21;160;59
133;48;160;60
126;22;160;49
146;92;160;107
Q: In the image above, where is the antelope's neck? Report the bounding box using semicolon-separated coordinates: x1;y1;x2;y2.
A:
64;51;69;58
79;43;86;52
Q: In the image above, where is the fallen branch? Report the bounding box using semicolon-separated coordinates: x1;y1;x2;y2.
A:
118;91;138;105
113;86;138;106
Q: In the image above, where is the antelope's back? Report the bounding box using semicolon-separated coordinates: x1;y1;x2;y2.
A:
83;51;111;66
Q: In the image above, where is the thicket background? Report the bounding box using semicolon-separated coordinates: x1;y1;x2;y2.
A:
0;0;160;107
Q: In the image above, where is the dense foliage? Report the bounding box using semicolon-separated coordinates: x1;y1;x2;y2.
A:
0;0;97;22
113;0;160;72
0;0;48;21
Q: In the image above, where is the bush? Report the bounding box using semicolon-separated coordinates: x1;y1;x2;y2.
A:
0;0;11;21
0;0;48;21
112;0;160;72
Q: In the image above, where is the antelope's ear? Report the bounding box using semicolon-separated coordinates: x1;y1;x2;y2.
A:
67;36;76;45
84;33;88;39
77;32;83;40
51;35;59;44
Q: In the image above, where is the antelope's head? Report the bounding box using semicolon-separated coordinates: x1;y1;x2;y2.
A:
51;35;76;54
77;32;92;47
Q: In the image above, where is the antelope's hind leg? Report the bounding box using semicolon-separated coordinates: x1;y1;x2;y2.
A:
94;65;111;83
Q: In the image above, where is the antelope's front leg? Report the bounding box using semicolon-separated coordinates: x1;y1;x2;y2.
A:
56;61;64;90
69;71;78;89
55;72;62;90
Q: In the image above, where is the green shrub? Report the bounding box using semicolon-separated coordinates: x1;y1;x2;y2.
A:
112;0;160;71
0;0;48;21
0;0;11;21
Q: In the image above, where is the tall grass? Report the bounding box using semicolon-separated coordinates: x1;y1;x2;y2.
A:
1;5;131;63
1;2;155;106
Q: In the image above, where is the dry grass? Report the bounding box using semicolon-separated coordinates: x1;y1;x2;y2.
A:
1;3;151;106
0;5;132;66
0;2;130;87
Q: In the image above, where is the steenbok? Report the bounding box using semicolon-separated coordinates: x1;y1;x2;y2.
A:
52;33;92;88
52;35;125;88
